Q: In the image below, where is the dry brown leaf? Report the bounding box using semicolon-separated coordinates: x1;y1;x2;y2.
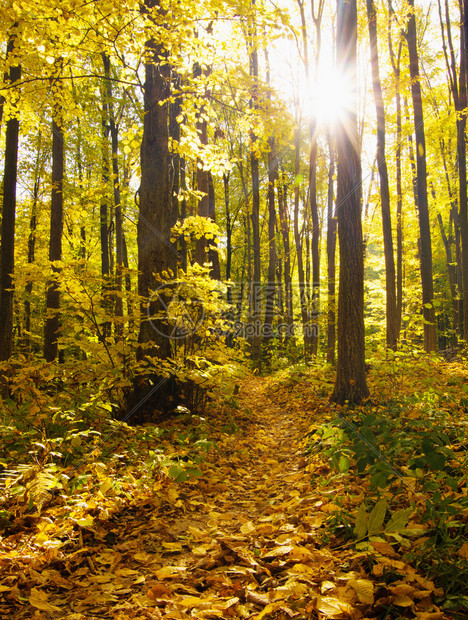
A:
370;541;398;557
348;578;374;604
147;582;172;599
457;542;468;558
392;593;414;607
390;584;417;596
262;544;294;558
29;587;62;612
316;595;356;618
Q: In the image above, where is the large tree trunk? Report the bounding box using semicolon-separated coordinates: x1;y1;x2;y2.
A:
44;106;64;362
405;0;437;352
367;0;398;351
0;35;21;361
137;17;174;367
331;0;369;404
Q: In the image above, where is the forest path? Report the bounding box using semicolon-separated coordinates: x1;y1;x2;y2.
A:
88;375;358;619
2;375;445;619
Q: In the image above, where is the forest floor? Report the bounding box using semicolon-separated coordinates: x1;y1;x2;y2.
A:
0;361;467;619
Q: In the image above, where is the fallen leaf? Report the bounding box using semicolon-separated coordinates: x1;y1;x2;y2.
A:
29;588;62;612
348;578;374;604
316;595;355;618
457;542;468;559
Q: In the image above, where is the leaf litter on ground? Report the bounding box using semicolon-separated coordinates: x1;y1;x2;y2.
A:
0;356;467;618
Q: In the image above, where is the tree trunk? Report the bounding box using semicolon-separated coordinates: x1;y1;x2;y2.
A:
44;110;64;362
437;212;459;332
24;134;42;350
326;132;337;365
208;171;221;279
0;35;21;361
249;24;262;365
331;0;369;404
100;66;112;341
367;0;398;351
263;136;278;353
405;0;437;352
278;180;295;348
103;53;124;333
294;128;311;359
137;20;174;363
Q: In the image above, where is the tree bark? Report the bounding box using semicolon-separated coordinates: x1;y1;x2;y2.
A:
405;0;437;352
326;132;337;365
278;180;295;347
137;20;174;365
0;35;21;361
44;112;64;362
263;136;278;353
294;127;311;359
102;53;124;332
331;0;369;404
249;18;262;365
367;0;398;351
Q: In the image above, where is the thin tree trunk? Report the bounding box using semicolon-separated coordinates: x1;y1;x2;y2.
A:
294;127;311;359
103;53;124;332
405;0;437;352
437;212;459;331
367;0;398;351
263;136;278;353
24;134;42;350
278;179;295;347
326;133;337;365
44;99;64;362
0;34;21;361
208;171;221;279
249;15;262;365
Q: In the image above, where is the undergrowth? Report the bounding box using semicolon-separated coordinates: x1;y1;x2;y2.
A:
295;353;468;615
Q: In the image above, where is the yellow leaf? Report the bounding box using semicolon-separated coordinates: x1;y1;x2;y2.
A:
161;541;183;552
29;588;62;612
348;578;374;604
458;542;468;558
316;595;355;618
179;595;208;608
34;532;49;545
240;521;256;534
253;602;283;619
167;487;179;503
392;593;414;607
262;545;294;558
99;478;112;495
154;566;186;579
390;584;416;596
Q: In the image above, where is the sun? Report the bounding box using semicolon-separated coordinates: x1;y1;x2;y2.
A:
310;63;353;126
